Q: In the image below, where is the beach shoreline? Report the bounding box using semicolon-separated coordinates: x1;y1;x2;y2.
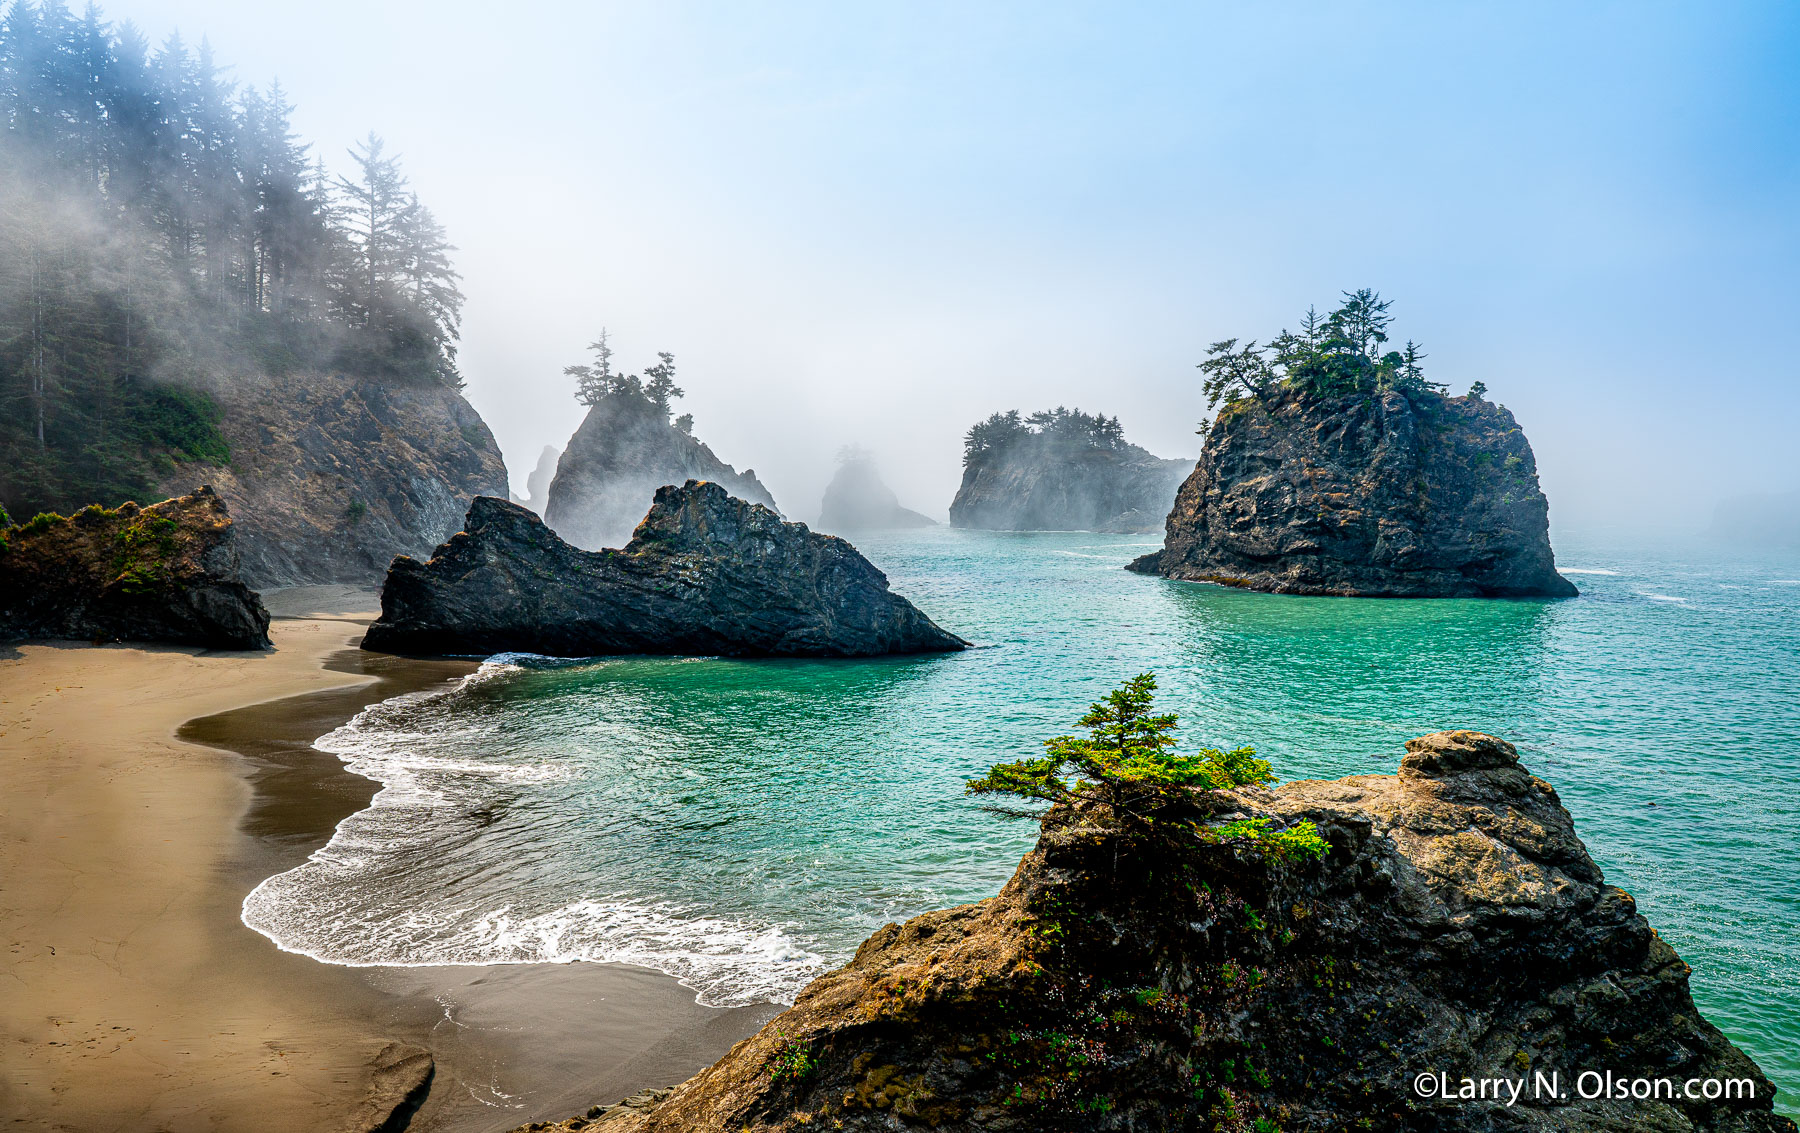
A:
0;606;773;1133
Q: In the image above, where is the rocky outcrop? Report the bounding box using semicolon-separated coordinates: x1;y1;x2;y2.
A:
364;481;965;658
951;434;1189;533
514;444;562;514
158;370;509;589
545;395;778;550
818;456;936;532
1133;389;1577;597
526;731;1790;1133
0;487;270;649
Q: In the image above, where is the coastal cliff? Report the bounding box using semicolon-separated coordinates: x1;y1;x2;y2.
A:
364;480;965;658
818;454;936;532
156;370;508;589
1133;388;1575;597
0;486;270;649
530;731;1790;1133
951;408;1189;532
545;393;778;550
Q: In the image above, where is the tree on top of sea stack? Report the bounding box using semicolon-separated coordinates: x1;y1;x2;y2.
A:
1130;290;1579;599
967;672;1327;859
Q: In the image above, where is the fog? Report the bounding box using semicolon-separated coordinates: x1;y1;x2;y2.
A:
105;1;1800;534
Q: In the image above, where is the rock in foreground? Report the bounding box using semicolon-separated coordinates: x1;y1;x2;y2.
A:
0;487;271;650
1133;388;1577;597
531;731;1791;1133
363;481;966;658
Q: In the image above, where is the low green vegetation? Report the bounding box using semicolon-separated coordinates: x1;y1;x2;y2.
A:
1199;289;1449;410
965;673;1326;860
766;1033;819;1084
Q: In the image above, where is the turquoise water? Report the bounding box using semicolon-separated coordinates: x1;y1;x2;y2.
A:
244;528;1799;1111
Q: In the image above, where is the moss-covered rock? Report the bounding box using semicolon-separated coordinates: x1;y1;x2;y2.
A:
526;732;1791;1133
0;486;270;649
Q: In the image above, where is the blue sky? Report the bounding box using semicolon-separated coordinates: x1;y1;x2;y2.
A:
107;0;1800;530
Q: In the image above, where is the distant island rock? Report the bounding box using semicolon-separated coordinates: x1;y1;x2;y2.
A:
949;407;1190;532
818;451;936;532
0;486;270;650
1133;291;1575;597
518;444;562;514
363;480;966;658
532;731;1793;1133
544;367;778;550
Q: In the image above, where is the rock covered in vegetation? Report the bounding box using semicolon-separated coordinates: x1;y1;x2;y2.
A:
0;487;270;649
818;455;936;532
363;480;965;658
1132;388;1577;597
526;731;1791;1133
156;370;509;589
545;393;778;551
951;408;1190;532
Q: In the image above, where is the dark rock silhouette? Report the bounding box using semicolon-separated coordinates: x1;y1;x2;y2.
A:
818;455;935;532
1133;389;1577;597
0;486;270;650
364;481;965;659
545;394;777;550
526;731;1792;1133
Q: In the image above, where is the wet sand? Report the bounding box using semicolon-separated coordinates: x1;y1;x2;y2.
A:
1;607;774;1132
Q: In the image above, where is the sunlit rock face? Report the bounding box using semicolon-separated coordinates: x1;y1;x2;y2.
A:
1133;389;1578;598
364;481;965;659
0;486;269;650
544;395;777;551
158;370;509;589
529;731;1793;1133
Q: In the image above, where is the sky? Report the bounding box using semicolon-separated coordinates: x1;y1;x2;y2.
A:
100;0;1800;531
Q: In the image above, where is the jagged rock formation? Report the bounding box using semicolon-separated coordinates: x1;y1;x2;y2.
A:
818;456;936;532
545;394;778;550
0;487;270;650
951;411;1189;532
1132;389;1577;597
157;370;508;589
364;481;965;658
525;731;1790;1133
513;444;562;514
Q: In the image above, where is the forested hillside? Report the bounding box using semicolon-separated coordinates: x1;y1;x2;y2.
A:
0;0;464;517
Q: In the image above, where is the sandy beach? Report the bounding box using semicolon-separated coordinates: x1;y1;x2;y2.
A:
0;601;774;1132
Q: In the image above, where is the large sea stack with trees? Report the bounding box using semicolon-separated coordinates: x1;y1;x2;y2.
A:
1132;292;1577;598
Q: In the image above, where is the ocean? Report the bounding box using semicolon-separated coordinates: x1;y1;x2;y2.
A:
242;527;1800;1110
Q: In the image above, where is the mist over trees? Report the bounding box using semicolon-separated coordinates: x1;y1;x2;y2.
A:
963;406;1128;467
0;0;463;515
1199;289;1445;410
566;330;687;428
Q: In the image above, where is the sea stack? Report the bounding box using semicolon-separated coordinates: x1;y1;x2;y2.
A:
1134;387;1577;597
545;388;777;550
950;407;1190;532
817;451;936;532
364;480;966;658
0;486;271;650
532;732;1793;1133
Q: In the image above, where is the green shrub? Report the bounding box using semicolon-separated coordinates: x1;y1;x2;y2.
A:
966;673;1327;860
344;499;369;524
19;512;64;537
767;1034;818;1084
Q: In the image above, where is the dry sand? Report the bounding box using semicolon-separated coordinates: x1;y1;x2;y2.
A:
0;611;773;1132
